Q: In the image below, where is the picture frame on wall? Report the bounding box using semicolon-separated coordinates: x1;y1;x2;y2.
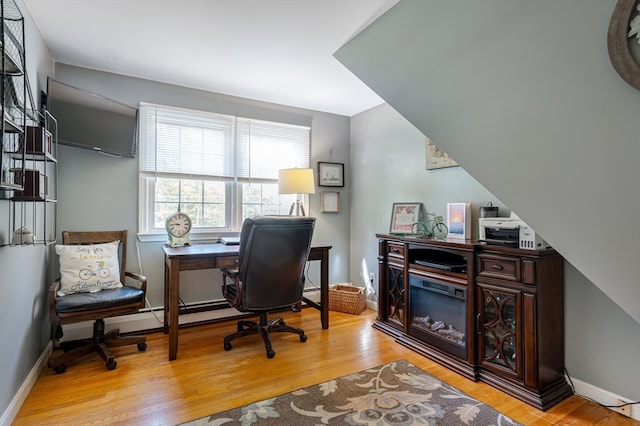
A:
390;202;422;234
321;191;340;213
447;202;471;240
318;162;344;187
426;138;458;170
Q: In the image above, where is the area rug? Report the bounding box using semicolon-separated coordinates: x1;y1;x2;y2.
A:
180;359;521;425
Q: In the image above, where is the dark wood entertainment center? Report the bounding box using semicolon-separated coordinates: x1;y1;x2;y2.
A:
375;234;573;410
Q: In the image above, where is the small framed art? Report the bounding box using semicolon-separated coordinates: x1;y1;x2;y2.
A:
390;202;422;234
426;138;458;170
318;162;344;187
321;191;340;213
447;202;471;240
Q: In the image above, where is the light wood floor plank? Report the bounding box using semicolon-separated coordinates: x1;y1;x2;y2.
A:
13;309;638;425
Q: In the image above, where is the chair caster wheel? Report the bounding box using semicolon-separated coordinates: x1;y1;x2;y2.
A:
137;343;147;351
106;360;117;370
53;364;66;374
267;349;275;358
224;341;232;351
300;334;307;343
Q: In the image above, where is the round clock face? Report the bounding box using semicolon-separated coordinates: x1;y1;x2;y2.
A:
167;212;192;237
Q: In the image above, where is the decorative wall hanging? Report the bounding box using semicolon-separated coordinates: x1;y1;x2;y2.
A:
608;0;640;90
321;191;340;213
318;162;344;187
426;138;458;170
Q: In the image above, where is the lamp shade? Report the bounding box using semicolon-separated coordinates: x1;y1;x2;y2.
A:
278;168;316;194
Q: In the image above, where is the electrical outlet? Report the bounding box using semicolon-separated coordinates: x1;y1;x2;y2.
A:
369;272;375;284
612;399;631;417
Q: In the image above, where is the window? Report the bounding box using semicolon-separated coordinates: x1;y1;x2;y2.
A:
138;103;311;239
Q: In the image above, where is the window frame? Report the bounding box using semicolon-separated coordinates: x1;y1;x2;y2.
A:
137;103;309;242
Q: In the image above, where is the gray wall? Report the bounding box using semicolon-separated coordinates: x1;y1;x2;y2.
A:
338;0;640;403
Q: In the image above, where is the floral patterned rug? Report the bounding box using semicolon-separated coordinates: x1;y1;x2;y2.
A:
180;359;521;425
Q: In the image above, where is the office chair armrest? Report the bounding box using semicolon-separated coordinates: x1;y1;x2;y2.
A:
125;271;148;293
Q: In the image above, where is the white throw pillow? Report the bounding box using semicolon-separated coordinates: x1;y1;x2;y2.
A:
55;240;123;296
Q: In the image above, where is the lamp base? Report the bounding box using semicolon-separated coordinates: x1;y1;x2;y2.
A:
288;199;306;216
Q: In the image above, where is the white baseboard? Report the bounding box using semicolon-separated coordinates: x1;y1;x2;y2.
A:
570;377;639;421
0;341;52;426
59;305;241;342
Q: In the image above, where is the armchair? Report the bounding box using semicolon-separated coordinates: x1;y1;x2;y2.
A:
48;230;147;373
221;216;315;358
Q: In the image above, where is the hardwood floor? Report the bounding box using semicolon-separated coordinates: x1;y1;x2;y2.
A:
14;308;638;425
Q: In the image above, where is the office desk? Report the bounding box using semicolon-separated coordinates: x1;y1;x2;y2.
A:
162;243;332;361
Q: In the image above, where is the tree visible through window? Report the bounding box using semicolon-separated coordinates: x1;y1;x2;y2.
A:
138;103;310;237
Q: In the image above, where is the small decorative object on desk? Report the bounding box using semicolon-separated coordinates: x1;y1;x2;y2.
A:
329;284;366;315
447;202;471;240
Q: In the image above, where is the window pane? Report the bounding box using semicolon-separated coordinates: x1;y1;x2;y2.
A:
202;181;226;227
241;183;294;219
154;177;227;228
180;179;202;203
155;178;180;227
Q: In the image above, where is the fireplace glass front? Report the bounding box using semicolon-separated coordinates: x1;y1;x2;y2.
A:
408;274;467;360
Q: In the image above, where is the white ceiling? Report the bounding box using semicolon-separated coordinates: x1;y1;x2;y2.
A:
22;0;399;117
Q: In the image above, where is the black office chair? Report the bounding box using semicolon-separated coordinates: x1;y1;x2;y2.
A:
221;216;315;358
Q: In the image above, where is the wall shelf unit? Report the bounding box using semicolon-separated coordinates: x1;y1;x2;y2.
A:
0;0;57;246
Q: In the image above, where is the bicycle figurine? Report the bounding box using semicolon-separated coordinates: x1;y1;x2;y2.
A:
412;212;448;239
79;261;111;280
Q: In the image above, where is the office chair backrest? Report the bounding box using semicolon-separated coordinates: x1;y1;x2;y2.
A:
61;230;127;284
238;216;315;311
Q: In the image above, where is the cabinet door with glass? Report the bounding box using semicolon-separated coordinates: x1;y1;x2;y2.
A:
377;240;406;333
477;281;522;381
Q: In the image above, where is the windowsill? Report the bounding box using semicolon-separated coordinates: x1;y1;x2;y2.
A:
137;232;240;244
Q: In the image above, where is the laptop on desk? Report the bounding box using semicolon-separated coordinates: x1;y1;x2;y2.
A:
220;237;240;245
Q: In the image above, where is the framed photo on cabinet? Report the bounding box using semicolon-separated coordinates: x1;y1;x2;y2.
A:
447;202;471;239
321;191;340;213
390;202;422;234
318;162;344;187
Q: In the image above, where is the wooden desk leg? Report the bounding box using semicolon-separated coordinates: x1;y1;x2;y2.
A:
163;258;170;334
320;249;329;329
168;257;181;361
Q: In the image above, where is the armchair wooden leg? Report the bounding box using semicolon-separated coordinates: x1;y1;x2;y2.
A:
48;319;147;373
96;342;117;370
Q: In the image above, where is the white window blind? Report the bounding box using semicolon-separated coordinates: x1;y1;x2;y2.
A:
139;103;311;181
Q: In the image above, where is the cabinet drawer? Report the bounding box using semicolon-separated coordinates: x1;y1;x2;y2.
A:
386;242;405;259
477;254;520;282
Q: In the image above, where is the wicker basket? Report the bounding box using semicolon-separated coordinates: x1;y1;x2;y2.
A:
329;284;366;315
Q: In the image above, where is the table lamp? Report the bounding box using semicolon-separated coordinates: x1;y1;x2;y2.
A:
278;168;315;216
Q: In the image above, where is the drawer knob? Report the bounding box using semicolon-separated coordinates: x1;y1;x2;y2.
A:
491;264;504;270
